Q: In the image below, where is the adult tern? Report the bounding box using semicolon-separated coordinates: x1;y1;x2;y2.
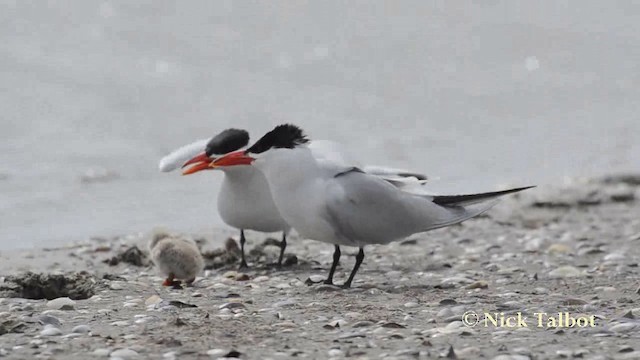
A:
207;124;534;288
161;129;291;268
162;129;429;269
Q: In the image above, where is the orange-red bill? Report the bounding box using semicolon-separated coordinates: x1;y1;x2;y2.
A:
182;152;215;175
181;152;210;168
211;150;254;168
182;161;212;175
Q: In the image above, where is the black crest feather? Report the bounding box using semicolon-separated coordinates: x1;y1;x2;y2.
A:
205;129;250;156
247;124;309;154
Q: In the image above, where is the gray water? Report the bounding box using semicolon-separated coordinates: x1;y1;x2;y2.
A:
1;1;639;250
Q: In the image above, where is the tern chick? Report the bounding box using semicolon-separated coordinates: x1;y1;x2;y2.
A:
149;231;204;287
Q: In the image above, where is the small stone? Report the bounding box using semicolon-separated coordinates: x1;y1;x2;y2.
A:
223;350;242;358
563;298;587;305
223;270;239;279
307;275;325;283
381;322;405;329
325;319;347;328
273;321;297;328
206;348;226;357
492;355;530;360
512;348;531;356
72;325;90;334
110;320;130;327
219;302;246;310
273;299;297;308
466;281;488;289
63;333;82;339
547;243;571;254
38;314;62;327
234;273;250;281
30;339;44;347
604;253;625;262
46;297;76;310
617;351;640;360
327;349;344;357
621;310;635;319
404;302;419;308
548;266;583;278
343;311;362;319
610;323;638;333
497;301;522;310
145;295;162;306
595;286;617;293
440;277;474;286
110;348;139;359
352;321;374;328
252;275;269;282
109;282;125;290
439;299;457;305
396;349;420;357
619;346;634;353
40;326;62;336
578;247;605;256
437;308;454;318
524;238;543;252
41;309;65;316
314;284;341;292
532;287;548;294
457;347;481;358
93;348;111;357
555;350;572;358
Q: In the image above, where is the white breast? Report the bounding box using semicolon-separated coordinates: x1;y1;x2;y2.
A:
217;166;290;233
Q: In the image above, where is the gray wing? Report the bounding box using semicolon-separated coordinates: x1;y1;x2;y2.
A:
323;170;496;245
362;165;428;181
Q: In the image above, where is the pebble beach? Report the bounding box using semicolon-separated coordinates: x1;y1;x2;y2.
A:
1;174;639;359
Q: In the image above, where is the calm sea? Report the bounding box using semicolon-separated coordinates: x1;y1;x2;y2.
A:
1;1;638;249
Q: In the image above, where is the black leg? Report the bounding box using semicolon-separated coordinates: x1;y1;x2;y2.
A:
276;232;287;267
341;247;364;289
324;245;341;285
239;229;248;269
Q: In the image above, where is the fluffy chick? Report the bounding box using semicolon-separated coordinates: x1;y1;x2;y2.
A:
149;231;204;287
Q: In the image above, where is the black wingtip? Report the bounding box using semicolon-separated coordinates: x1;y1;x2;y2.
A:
432;185;535;206
205;128;250;156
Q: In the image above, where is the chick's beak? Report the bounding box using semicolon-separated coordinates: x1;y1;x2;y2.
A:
181;152;214;176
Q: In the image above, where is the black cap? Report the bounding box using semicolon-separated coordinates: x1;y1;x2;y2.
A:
205;129;250;156
246;124;309;154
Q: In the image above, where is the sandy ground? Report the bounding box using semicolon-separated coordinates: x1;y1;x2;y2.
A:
1;175;640;360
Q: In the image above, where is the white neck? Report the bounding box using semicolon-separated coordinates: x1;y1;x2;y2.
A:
254;147;323;190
